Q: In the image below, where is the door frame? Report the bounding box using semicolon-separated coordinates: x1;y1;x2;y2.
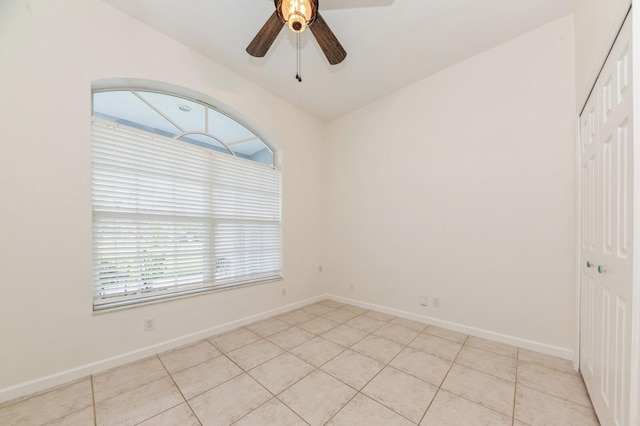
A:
574;116;582;372
629;8;640;425
575;3;632;371
575;7;640;424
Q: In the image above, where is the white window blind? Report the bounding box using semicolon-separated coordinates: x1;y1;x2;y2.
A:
92;120;282;310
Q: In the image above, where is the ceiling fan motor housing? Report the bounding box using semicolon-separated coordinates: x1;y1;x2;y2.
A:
247;0;345;65
276;0;318;33
289;13;306;32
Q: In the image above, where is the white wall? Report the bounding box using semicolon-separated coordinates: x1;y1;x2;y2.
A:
324;16;577;355
574;0;631;110
0;0;582;403
0;0;326;401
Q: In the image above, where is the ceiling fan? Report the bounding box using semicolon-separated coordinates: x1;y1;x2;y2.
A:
246;0;347;65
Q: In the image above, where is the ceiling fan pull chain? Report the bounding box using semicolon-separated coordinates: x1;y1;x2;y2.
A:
296;32;302;82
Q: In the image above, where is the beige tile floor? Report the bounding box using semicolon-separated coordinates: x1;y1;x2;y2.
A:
0;299;601;426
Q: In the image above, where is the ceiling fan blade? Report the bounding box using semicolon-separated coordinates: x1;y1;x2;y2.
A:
321;0;395;10
310;12;347;65
246;11;284;57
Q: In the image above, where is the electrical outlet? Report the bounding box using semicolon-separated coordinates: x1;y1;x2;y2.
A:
420;296;428;306
433;297;440;308
282;288;287;297
144;318;155;332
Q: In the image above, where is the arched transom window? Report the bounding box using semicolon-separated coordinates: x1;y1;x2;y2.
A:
93;89;274;166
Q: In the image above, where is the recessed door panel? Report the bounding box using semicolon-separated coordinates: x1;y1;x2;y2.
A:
617;120;631;259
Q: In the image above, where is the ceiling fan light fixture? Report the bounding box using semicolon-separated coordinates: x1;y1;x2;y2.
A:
247;0;345;65
288;12;307;33
278;0;316;33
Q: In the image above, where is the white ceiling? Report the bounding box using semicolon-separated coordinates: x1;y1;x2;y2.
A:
102;0;576;122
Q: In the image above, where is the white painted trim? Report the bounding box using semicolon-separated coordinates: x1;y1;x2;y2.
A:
628;9;640;424
0;295;324;405
574;115;582;372
325;294;574;361
577;3;632;114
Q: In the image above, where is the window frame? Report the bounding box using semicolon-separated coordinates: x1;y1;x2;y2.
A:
92;88;276;166
91;87;283;312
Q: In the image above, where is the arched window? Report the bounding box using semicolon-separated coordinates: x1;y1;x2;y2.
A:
91;88;281;310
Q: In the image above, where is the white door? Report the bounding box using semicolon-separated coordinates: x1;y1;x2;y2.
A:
579;14;634;426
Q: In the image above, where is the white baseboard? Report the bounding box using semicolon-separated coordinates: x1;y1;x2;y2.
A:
0;295;324;405
325;294;575;361
1;292;576;405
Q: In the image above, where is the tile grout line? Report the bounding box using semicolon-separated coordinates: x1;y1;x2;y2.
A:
515;381;596;409
231;396;311;426
516;354;596;410
276;307;408;424
272;313;369;424
512;348;520;426
318;388;360;425
0;376;96;426
432;337;524;421
156;340;225;380
465;339;519;357
417;334;469;425
308;312;479;425
237;373;311;426
337;321;437;424
214;334;317;425
375;332;461;389
161;325;315;425
37;381;98;426
274;302;349;424
91;375;97;426
209;326;263;353
455;344;519;382
156;354;203;426
207;371;269;426
321;325;369;348
432;340;553;422
0;376;91;411
320;320;420;426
